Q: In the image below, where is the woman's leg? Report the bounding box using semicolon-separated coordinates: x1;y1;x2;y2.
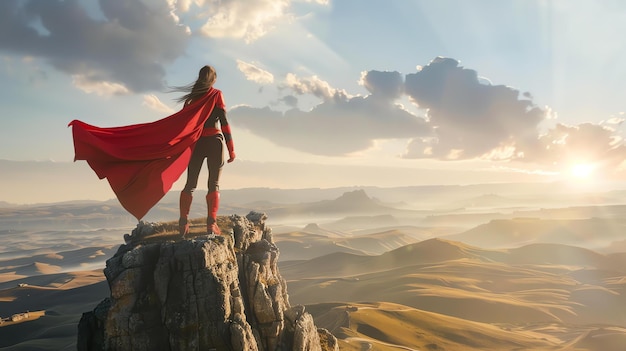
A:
205;136;224;234
183;141;209;193
179;141;208;236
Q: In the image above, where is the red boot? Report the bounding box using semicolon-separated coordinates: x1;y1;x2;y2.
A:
179;191;193;238
206;191;221;235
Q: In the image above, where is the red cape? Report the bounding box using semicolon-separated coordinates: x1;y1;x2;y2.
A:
69;88;225;220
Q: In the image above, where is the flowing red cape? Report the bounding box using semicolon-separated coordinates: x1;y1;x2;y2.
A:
69;88;225;220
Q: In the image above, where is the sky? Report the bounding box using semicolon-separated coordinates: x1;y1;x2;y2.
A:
1;0;625;203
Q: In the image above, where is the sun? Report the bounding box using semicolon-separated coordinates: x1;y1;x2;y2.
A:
570;163;595;179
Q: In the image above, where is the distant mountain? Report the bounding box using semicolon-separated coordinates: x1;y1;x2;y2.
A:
445;217;626;249
274;232;366;261
274;224;420;260
421;204;626;231
280;238;481;278
0;201;137;230
333;229;419;255
4;182;626;232
281;238;625;280
0;201;16;208
505;242;613;269
442;193;520;209
266;189;403;219
301;223;345;237
323;214;400;232
604;239;626;253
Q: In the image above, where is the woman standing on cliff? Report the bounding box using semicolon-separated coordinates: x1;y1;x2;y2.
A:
171;65;236;237
69;65;235;237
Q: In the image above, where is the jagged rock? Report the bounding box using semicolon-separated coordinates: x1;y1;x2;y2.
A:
123;221;160;244
78;212;337;351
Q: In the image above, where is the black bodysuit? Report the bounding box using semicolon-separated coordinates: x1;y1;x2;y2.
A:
182;107;231;193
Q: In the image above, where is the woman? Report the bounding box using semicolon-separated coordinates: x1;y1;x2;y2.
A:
69;65;234;237
172;65;235;237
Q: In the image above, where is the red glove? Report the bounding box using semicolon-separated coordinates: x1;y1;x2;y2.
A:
226;140;235;163
222;124;235;163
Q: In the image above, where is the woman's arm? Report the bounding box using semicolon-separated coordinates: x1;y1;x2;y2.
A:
219;112;235;163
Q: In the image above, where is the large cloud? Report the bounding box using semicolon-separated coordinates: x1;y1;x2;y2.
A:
399;57;626;177
0;0;328;94
230;57;626;178
0;0;189;93
404;57;545;160
231;72;430;156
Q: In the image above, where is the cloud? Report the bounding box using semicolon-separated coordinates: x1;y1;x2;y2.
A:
279;95;299;108
283;73;350;101
175;0;328;43
359;70;404;100
0;0;328;94
200;0;290;42
403;57;546;160
0;0;189;93
142;94;175;114
72;74;130;96
236;60;274;84
231;73;430;156
398;57;626;176
516;122;626;177
604;116;624;126
193;0;290;43
228;56;626;178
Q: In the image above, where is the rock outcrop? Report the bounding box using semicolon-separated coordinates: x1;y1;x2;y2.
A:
78;212;337;351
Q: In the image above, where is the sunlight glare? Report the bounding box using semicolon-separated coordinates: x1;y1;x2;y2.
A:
570;163;595;179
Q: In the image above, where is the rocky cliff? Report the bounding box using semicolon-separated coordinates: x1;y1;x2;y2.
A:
77;212;338;351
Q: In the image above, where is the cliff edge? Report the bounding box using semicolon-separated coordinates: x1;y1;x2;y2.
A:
77;212;338;351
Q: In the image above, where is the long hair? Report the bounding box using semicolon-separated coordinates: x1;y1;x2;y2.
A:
171;65;217;104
